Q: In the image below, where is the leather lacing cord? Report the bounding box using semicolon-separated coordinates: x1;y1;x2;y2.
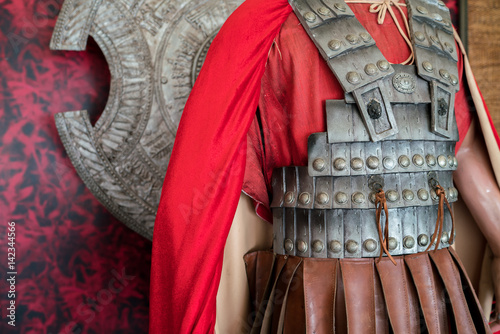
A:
425;181;456;252
375;188;397;265
344;0;415;65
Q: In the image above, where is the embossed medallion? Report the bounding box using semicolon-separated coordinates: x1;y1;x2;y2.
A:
51;0;242;240
392;72;417;94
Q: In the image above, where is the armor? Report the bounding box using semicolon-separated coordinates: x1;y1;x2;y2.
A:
271;0;460;259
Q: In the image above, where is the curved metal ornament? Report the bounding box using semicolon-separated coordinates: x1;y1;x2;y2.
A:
51;0;242;240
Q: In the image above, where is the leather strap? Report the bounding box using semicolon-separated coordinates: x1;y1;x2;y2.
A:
303;259;337;334
429;249;477;334
340;258;377;333
376;257;420;333
405;252;448;334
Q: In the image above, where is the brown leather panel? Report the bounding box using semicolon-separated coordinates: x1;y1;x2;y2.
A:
282;257;306;334
373;263;389;334
405;253;448;334
448;248;492;334
340;258;376;334
244;251;276;314
376;257;419;333
429;249;477;334
303;258;337;334
277;258;303;333
334;261;347;334
271;256;302;334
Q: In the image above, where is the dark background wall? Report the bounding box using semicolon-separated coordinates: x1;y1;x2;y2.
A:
0;0;150;333
0;0;462;333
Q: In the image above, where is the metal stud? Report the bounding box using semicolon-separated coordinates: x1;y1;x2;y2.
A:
312;240;324;253
352;192;365;204
388;237;398;250
346;34;360;44
367;99;383;119
360;32;372;42
403;189;415;201
422;61;434;72
417;189;429;201
366;156;380;169
448;187;455;200
345;240;359;254
329;240;342;253
444;20;452;28
438;0;446;7
369;191;377;204
386;190;399;202
297;240;308;253
430;189;438;201
364;239;377;252
304;12;316;22
437;155;447;168
439;69;450;80
318;7;330;15
377;60;390;71
441;232;449;244
335;192;348;204
316;192;329;205
426;154;436;167
438;98;448;116
334;3;346;11
416;5;428;14
284;239;294;252
418;234;429;246
447;155;453;166
415;31;425;41
432;13;443;21
413;154;424;167
444;42;454;53
285;191;295;204
328;39;342;51
365;63;378;76
453;157;458;167
403;236;415;249
313;158;326;172
430;35;439;44
299;192;311;205
383;157;396;170
351;157;364;171
346;71;361;85
450;75;458;86
334;158;347;171
399;155;411;168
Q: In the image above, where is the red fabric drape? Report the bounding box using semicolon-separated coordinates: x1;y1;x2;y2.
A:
149;0;291;333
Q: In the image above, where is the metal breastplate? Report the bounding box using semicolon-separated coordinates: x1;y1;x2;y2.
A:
271;0;460;258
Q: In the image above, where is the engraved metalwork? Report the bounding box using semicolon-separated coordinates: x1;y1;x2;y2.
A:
366;99;383;119
51;0;242;240
392;72;416;94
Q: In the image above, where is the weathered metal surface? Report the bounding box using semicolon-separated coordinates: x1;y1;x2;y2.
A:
51;0;242;240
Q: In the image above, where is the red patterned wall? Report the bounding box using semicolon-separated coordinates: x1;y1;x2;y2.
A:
0;0;150;333
0;0;460;333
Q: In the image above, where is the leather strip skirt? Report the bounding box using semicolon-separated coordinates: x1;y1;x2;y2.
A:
244;247;491;334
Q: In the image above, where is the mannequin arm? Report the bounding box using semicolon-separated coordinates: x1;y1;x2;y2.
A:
454;119;500;328
215;193;273;333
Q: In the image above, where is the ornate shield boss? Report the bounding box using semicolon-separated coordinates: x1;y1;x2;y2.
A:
51;0;242;240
